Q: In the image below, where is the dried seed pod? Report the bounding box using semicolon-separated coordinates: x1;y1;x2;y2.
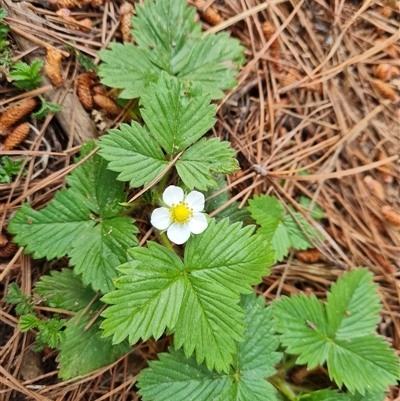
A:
3;123;30;150
195;1;224;26
120;2;134;43
93;94;123;116
371;79;397;101
363;175;385;201
377;152;393;184
295;249;322;263
0;98;37;136
381;205;400;227
261;21;281;72
77;72;97;110
0;233;8;247
49;0;82;9
380;6;393;18
45;47;64;87
56;9;92;33
374;38;399;58
91;85;107;95
0;242;18;258
91;0;104;7
375;64;400;81
368;249;396;274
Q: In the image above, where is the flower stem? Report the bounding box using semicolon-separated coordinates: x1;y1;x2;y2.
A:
159;232;174;251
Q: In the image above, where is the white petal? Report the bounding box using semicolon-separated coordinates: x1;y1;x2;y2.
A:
188;213;208;234
151;207;171;230
163;186;184;207
185;191;205;212
167;223;191;244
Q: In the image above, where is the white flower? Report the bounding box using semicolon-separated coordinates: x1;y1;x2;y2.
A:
151;186;208;245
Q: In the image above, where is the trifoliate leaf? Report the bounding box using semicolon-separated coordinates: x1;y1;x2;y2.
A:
4;283;34;315
248;194;321;261
98;43;161;99
140;74;215;154
176;138;238;190
273;269;400;394
137;293;281;401
8;141;138;293
35;269;97;312
101;219;272;372
98;122;168;188
98;0;244;99
10;60;43;90
0;156;25;184
58;303;130;380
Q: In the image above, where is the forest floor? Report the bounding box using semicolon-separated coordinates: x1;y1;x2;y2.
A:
0;0;399;400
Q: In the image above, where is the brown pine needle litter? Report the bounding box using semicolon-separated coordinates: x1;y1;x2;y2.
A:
1;0;400;400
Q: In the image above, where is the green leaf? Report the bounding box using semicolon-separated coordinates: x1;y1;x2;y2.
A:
98;122;168;188
0;9;7;20
32;100;61;119
10;60;43;90
77;51;97;72
248;195;320;261
4;283;34;315
98;43;161;99
184;219;273;294
8;141;138;293
295;389;349;401
176;32;245;100
101;242;186;344
58;303;130;380
0;156;25;184
298;196;325;220
35;269;97;312
137;347;232;401
101;219;272;372
173;275;245;372
137;293;281;401
203;174;251;224
140;74;215;154
98;0;244;100
176;138;238;190
132;0;200;74
273;269;400;394
19;314;41;332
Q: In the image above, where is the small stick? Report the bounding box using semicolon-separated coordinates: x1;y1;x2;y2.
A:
8;24;70;58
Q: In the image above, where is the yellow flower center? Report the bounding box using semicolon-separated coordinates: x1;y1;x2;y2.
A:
170;202;193;224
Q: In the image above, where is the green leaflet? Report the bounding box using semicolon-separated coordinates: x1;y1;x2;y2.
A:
137;293;281;401
248;194;322;261
273;269;400;394
176;138;239;190
35;269;97;312
97;0;244;99
8;141;138;293
58;302;130;380
101;219;273;372
98;122;168;188
140;73;216;154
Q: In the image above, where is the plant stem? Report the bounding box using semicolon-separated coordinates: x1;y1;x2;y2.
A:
269;376;297;400
159;232;174;251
